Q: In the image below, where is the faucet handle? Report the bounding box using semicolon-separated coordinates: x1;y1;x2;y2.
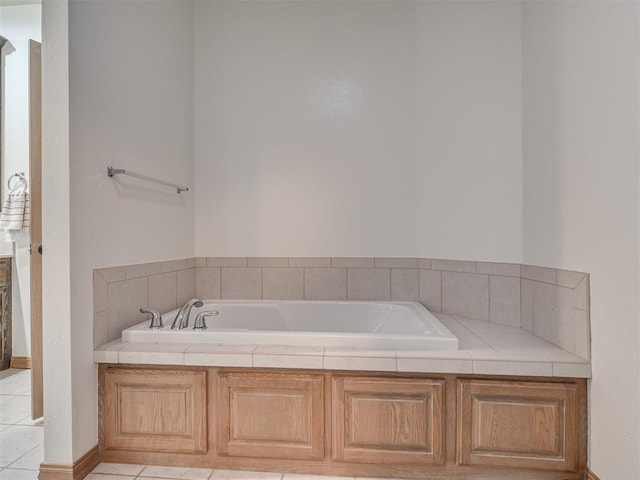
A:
194;310;219;330
140;308;163;330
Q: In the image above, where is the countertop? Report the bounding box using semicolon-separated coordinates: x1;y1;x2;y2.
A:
94;312;591;378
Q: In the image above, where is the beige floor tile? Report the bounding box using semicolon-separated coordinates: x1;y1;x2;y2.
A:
140;465;213;480
8;445;43;470
91;462;145;476
0;426;42;467
0;468;39;480
211;470;282;480
85;474;137;480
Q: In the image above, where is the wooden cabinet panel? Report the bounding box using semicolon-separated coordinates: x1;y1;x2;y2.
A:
457;379;579;471
218;371;324;460
332;376;444;465
104;368;207;453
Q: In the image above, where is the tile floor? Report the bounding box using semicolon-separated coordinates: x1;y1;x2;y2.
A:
87;466;358;480
0;368;43;480
0;368;371;480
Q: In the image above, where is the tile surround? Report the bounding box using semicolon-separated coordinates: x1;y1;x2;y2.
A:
221;268;262;299
304;268;347;300
94;259;198;346
442;272;489;320
94;257;590;360
347;268;390;301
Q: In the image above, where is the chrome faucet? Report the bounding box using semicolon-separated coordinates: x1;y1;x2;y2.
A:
171;298;203;329
140;308;163;329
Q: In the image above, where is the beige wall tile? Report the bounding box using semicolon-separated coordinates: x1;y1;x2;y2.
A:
473;360;553;377
573;275;590;311
206;257;247;267
332;257;374;268
304;268;346;300
195;257;206;267
347;268;390;301
289;257;330;268
531;281;559;343
263;268;303;300
186;258;197;268
532;282;576;354
323;355;396;372
391;269;419;301
521;279;534;333
107;277;148;341
419;269;441;312
248;257;289;268
375;258;418;268
489;276;521;327
397;358;473;374
574;310;591;360
556;269;586;289
93;270;107;313
431;259;476;273
418;258;432;269
253;353;323;369
126;261;161;279
97;266;126;283
521;264;557;284
161;258;189;272
221;268;262;299
93;311;108;348
552;362;591;378
476;262;520;277
177;268;197;305
442;272;489;320
196;267;221;299
148;272;177;314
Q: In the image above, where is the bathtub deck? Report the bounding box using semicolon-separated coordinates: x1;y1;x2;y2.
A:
94;312;591;378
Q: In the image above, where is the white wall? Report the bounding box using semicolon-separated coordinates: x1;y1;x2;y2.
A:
0;3;40;359
522;2;639;478
65;0;194;461
41;0;72;463
194;1;523;262
415;1;522;261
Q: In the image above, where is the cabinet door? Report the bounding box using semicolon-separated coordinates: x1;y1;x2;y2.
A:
217;371;324;460
332;376;444;465
457;379;579;471
103;368;207;453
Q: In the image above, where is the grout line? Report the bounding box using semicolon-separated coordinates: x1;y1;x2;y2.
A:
345;267;349;300
488;275;491;323
439;270;443;312
302;267;306;300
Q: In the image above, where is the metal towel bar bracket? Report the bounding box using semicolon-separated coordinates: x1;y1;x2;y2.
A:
107;166;189;194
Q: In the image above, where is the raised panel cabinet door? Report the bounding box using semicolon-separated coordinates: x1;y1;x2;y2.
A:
456;379;580;471
217;371;324;460
103;368;207;453
332;376;445;465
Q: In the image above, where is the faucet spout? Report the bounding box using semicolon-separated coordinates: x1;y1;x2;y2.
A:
171;298;203;329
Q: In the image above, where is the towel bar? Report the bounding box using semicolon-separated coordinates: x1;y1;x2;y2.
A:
107;166;189;194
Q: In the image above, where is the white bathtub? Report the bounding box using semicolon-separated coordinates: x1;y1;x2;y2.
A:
122;300;459;350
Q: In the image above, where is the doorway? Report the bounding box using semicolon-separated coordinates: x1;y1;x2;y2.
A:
0;2;43;421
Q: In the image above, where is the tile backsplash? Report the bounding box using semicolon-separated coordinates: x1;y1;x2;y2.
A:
93;259;197;346
93;257;590;360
